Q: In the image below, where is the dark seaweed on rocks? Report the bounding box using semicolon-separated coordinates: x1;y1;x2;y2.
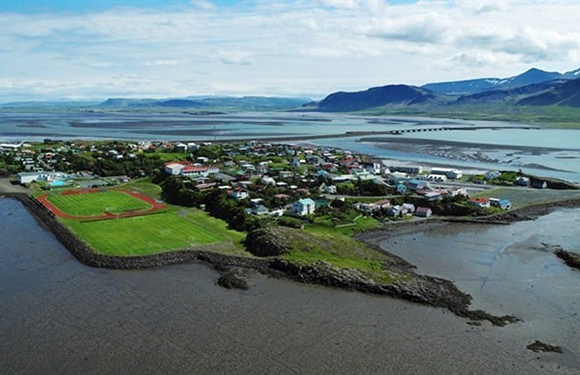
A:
527;340;563;353
217;268;252;290
554;249;580;270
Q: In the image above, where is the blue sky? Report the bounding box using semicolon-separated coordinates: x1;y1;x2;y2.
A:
0;0;228;12
0;0;417;13
0;0;579;102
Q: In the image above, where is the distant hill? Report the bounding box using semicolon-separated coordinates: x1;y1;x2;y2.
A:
518;78;580;107
311;76;580;113
99;96;310;110
454;80;567;105
0;100;101;108
423;68;576;95
314;85;447;112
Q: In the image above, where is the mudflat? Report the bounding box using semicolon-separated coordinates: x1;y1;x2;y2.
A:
1;198;578;375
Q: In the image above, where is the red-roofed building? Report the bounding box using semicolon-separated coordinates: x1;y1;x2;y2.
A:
164;161;219;178
415;207;432;217
468;197;490;208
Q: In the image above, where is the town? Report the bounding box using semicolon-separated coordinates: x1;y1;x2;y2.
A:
3;138;558;231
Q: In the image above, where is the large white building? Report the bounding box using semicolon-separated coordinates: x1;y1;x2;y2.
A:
291;198;316;216
430;168;463;179
164;162;219;178
17;171;67;184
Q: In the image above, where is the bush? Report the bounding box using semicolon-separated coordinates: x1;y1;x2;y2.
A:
278;216;303;229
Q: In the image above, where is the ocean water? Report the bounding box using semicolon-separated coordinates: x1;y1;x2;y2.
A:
2;112;579;182
1;197;579;374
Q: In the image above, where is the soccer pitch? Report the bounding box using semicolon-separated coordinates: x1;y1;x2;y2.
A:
63;209;247;256
47;190;151;217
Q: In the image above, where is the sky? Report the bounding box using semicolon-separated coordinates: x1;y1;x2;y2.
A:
1;0;580;102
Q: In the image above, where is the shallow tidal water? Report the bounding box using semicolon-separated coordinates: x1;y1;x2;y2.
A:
1;197;579;374
380;209;580;369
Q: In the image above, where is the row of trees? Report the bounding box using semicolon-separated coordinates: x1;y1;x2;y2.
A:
53;153;165;177
160;175;261;232
336;179;390;196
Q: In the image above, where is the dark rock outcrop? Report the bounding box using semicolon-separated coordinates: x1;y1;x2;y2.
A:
244;227;291;257
217;267;253;290
554;249;580;270
269;259;517;326
526;340;563;353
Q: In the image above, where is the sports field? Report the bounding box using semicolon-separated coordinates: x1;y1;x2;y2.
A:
63;208;248;256
46;190;151;217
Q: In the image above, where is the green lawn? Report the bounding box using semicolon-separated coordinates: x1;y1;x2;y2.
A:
47;190;151;216
474;188;580;208
277;226;402;284
120;179;162;198
308;214;382;237
63;208;248;256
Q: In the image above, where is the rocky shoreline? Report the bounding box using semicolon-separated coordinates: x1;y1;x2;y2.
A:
2;192;517;326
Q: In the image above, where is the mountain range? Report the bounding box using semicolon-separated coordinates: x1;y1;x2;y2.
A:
310;67;580;112
2;67;580;116
423;67;580;95
0;96;311;111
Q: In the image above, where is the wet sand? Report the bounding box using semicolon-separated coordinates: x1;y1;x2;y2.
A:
1;198;578;374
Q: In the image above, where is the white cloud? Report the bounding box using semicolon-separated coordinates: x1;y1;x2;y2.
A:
219;51;253;66
145;60;180;66
1;0;580;101
191;0;216;12
318;0;360;9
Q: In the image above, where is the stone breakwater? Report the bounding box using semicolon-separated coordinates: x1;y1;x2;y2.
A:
2;193;515;325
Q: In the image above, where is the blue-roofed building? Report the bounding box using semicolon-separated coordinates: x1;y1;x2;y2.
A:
396;183;408;194
490;198;512;210
407;179;430;192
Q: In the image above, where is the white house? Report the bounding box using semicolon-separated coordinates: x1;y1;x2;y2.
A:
402;203;416;214
261;176;276;186
17;171;67;184
291;198;316;216
181;165;219;178
364;162;382;175
17;172;42;184
515;176;530;186
324;185;337;194
415;207;432;217
174;143;188;152
431;168;463;179
231;188;249;200
164;163;184;175
428;174;448;182
279;171;294;179
468;198;490;208
164;162;219;178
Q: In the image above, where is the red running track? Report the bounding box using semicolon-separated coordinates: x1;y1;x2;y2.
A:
36;188;166;220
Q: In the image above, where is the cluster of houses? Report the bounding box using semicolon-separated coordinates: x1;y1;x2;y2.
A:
354;200;433;218
0;139;540;220
468;197;512;210
385;175;468;202
156;141;476;220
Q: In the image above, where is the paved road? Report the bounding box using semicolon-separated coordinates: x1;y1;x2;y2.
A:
0;177;28;193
